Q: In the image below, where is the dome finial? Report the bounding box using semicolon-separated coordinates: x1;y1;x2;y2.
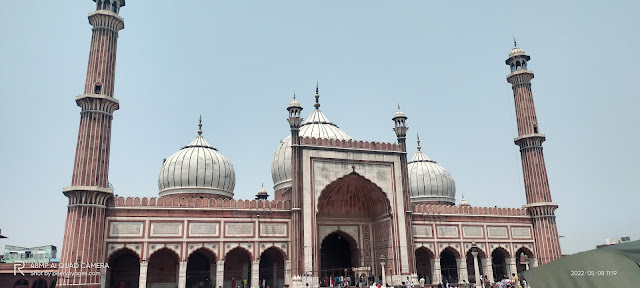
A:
314;81;320;109
198;115;203;135
416;132;421;151
513;36;517;47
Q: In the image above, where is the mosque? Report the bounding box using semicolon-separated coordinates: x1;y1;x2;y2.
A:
54;1;562;288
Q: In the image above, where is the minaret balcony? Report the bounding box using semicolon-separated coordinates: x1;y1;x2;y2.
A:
75;93;120;115
88;10;124;31
514;133;546;150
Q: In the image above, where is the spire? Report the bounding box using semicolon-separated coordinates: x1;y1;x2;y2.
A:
513;36;517;47
416;132;421;151
197;115;203;135
314;82;320;109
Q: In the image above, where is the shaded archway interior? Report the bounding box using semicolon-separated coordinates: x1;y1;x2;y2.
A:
440;248;459;284
491;248;509;281
320;231;358;280
108;248;140;288
148;248;179;286
259;247;285;288
224;247;252;287
187;248;217;288
515;247;534;274
317;172;391;219
415;248;434;283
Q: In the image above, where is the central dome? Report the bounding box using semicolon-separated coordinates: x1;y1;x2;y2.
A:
272;108;352;191
158;129;235;198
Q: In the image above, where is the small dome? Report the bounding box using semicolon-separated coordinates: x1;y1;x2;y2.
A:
460;194;470;206
158;134;235;198
408;145;456;205
393;106;406;118
289;96;301;108
272;109;352;191
509;46;526;58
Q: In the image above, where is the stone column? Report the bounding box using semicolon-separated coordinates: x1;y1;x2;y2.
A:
178;261;187;288
506;258;517;279
100;266;108;288
285;260;291;286
380;261;387;287
273;262;278;288
431;258;441;285
456;258;468;284
480;257;493;283
530;258;538;268
139;261;148;288
216;260;225;288
252;260;260;288
210;263;217;287
471;252;480;287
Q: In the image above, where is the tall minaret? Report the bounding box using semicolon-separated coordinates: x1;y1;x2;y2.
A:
506;41;562;264
287;93;304;281
59;1;125;287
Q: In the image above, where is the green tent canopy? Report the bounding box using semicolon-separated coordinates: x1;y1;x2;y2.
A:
521;240;640;288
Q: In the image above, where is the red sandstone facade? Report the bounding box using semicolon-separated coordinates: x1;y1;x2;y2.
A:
46;2;561;288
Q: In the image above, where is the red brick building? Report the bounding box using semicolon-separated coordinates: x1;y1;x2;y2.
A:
53;1;561;288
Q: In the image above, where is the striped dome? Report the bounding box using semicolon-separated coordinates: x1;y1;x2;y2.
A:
158;134;235;198
408;148;456;205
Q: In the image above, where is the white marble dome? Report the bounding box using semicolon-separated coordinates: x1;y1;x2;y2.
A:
509;46;526;58
272;108;352;191
408;144;456;204
158;133;235;198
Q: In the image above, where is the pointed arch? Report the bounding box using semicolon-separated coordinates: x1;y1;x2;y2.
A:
317;171;391;219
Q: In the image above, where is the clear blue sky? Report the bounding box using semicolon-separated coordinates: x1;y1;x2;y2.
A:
1;1;638;256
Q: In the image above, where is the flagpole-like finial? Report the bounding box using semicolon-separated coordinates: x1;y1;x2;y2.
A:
314;81;320;109
417;132;421;151
198;115;203;135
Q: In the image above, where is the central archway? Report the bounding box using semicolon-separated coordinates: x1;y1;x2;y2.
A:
316;171;392;286
108;248;140;288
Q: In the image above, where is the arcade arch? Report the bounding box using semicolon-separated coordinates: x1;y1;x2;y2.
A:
259;247;286;288
108;247;140;288
491;247;510;281
187;248;217;288
148;248;180;287
224;247;252;288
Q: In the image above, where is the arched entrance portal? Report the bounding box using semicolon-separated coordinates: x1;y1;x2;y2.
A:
108;248;140;288
515;247;534;274
491;248;509;281
316;171;392;286
187;248;217;288
415;247;434;284
148;248;179;287
259;247;285;288
224;247;252;288
440;248;459;284
320;231;358;281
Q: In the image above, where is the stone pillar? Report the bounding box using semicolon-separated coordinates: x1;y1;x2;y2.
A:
380;262;387;287
480;258;493;283
100;266;107;288
471;252;480;287
252;260;260;288
216;260;225;288
456;258;468;284
139;261;148;288
273;262;278;288
210;263;217;287
506;258;517;279
285;260;291;286
178;261;187;288
431;258;441;285
530;258;538;268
